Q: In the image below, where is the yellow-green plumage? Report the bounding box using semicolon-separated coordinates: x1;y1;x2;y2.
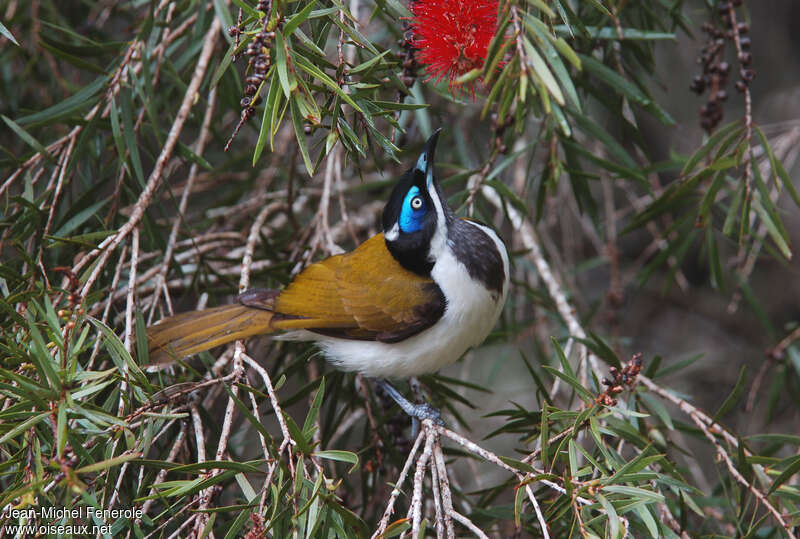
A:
146;233;444;364
146;304;276;364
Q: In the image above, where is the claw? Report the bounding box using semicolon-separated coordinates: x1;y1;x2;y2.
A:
414;402;443;424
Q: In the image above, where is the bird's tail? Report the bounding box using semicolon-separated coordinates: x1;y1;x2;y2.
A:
146;304;277;364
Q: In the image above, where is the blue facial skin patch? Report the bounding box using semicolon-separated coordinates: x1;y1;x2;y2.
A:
399;185;425;233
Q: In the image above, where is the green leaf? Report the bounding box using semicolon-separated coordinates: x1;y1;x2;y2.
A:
304;377;325;435
698;171;727;221
514;481;525;527
2;115;55;163
230;0;259;16
290;96;314;176
681;121;743;176
754;125;800;208
293;54;363;113
485;180;530;218
119;90;145;186
349;50;392;75
653;353;702;378
71;379;115;400
736;434;753;483
0;20;20;46
746;433;800;445
25;312;62;391
329;12;379;55
57;404;67;458
53;197;108;237
482;18;514;86
313;450;359;473
383;519;411;538
274;30;296;98
522;14;580;108
525;0;555;18
555;26;675;41
608;448;663;482
753;197;792;259
637;392;674;430
542;366;594;403
768;454;800;494
211;41;237;89
634;505;659;538
567;108;639;172
523;38;565;106
713;365;748;421
170;460;264;474
578;54;649;107
89;318;151;393
76;452;141;474
596;493;620;539
16;77;107;127
552;337;577;378
212;0;234;42
552;36;581;69
285;413;311;454
38;39;106;74
560;138;644;183
583;0;612;17
579;332;621;369
499;456;537;474
540;405;550;467
283;0;318;35
254;77;279;164
568;439;579;477
0;411;50;445
602;485;665;503
370;100;426;111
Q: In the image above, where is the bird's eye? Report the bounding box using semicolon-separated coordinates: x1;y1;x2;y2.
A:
410;196;423;210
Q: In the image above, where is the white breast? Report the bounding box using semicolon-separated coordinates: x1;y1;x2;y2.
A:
306;221;509;379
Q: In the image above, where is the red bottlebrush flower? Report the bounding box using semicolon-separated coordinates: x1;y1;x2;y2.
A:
408;0;499;93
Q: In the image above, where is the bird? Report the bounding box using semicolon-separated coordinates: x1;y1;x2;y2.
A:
146;130;509;422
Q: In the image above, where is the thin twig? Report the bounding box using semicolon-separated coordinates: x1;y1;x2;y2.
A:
77;16;223;299
480;184;600;388
373;428;426;538
409;430;435;538
431;438;456;539
147;86;218;322
638;375;795;537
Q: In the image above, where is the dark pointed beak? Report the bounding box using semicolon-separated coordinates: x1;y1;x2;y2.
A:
415;129;441;185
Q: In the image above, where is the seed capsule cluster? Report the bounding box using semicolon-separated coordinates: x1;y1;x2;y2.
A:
242;29;275;110
225;1;277;151
398;25;419;90
690;0;754;132
597;353;643;407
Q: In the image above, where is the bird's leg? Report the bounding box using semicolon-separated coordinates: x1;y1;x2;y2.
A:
409;376;423;400
376;379;443;435
405;377;432;437
237;288;279;310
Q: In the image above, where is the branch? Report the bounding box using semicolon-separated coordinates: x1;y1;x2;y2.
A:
638;375;797;538
76;15;224;299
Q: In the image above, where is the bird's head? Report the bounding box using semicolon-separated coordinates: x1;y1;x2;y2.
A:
383;130;453;276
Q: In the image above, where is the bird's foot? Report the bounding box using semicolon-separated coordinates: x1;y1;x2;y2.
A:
376;379;444;434
409;401;442;424
409;402;443;440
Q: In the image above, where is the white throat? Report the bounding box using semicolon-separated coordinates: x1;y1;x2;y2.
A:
425;183;449;263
